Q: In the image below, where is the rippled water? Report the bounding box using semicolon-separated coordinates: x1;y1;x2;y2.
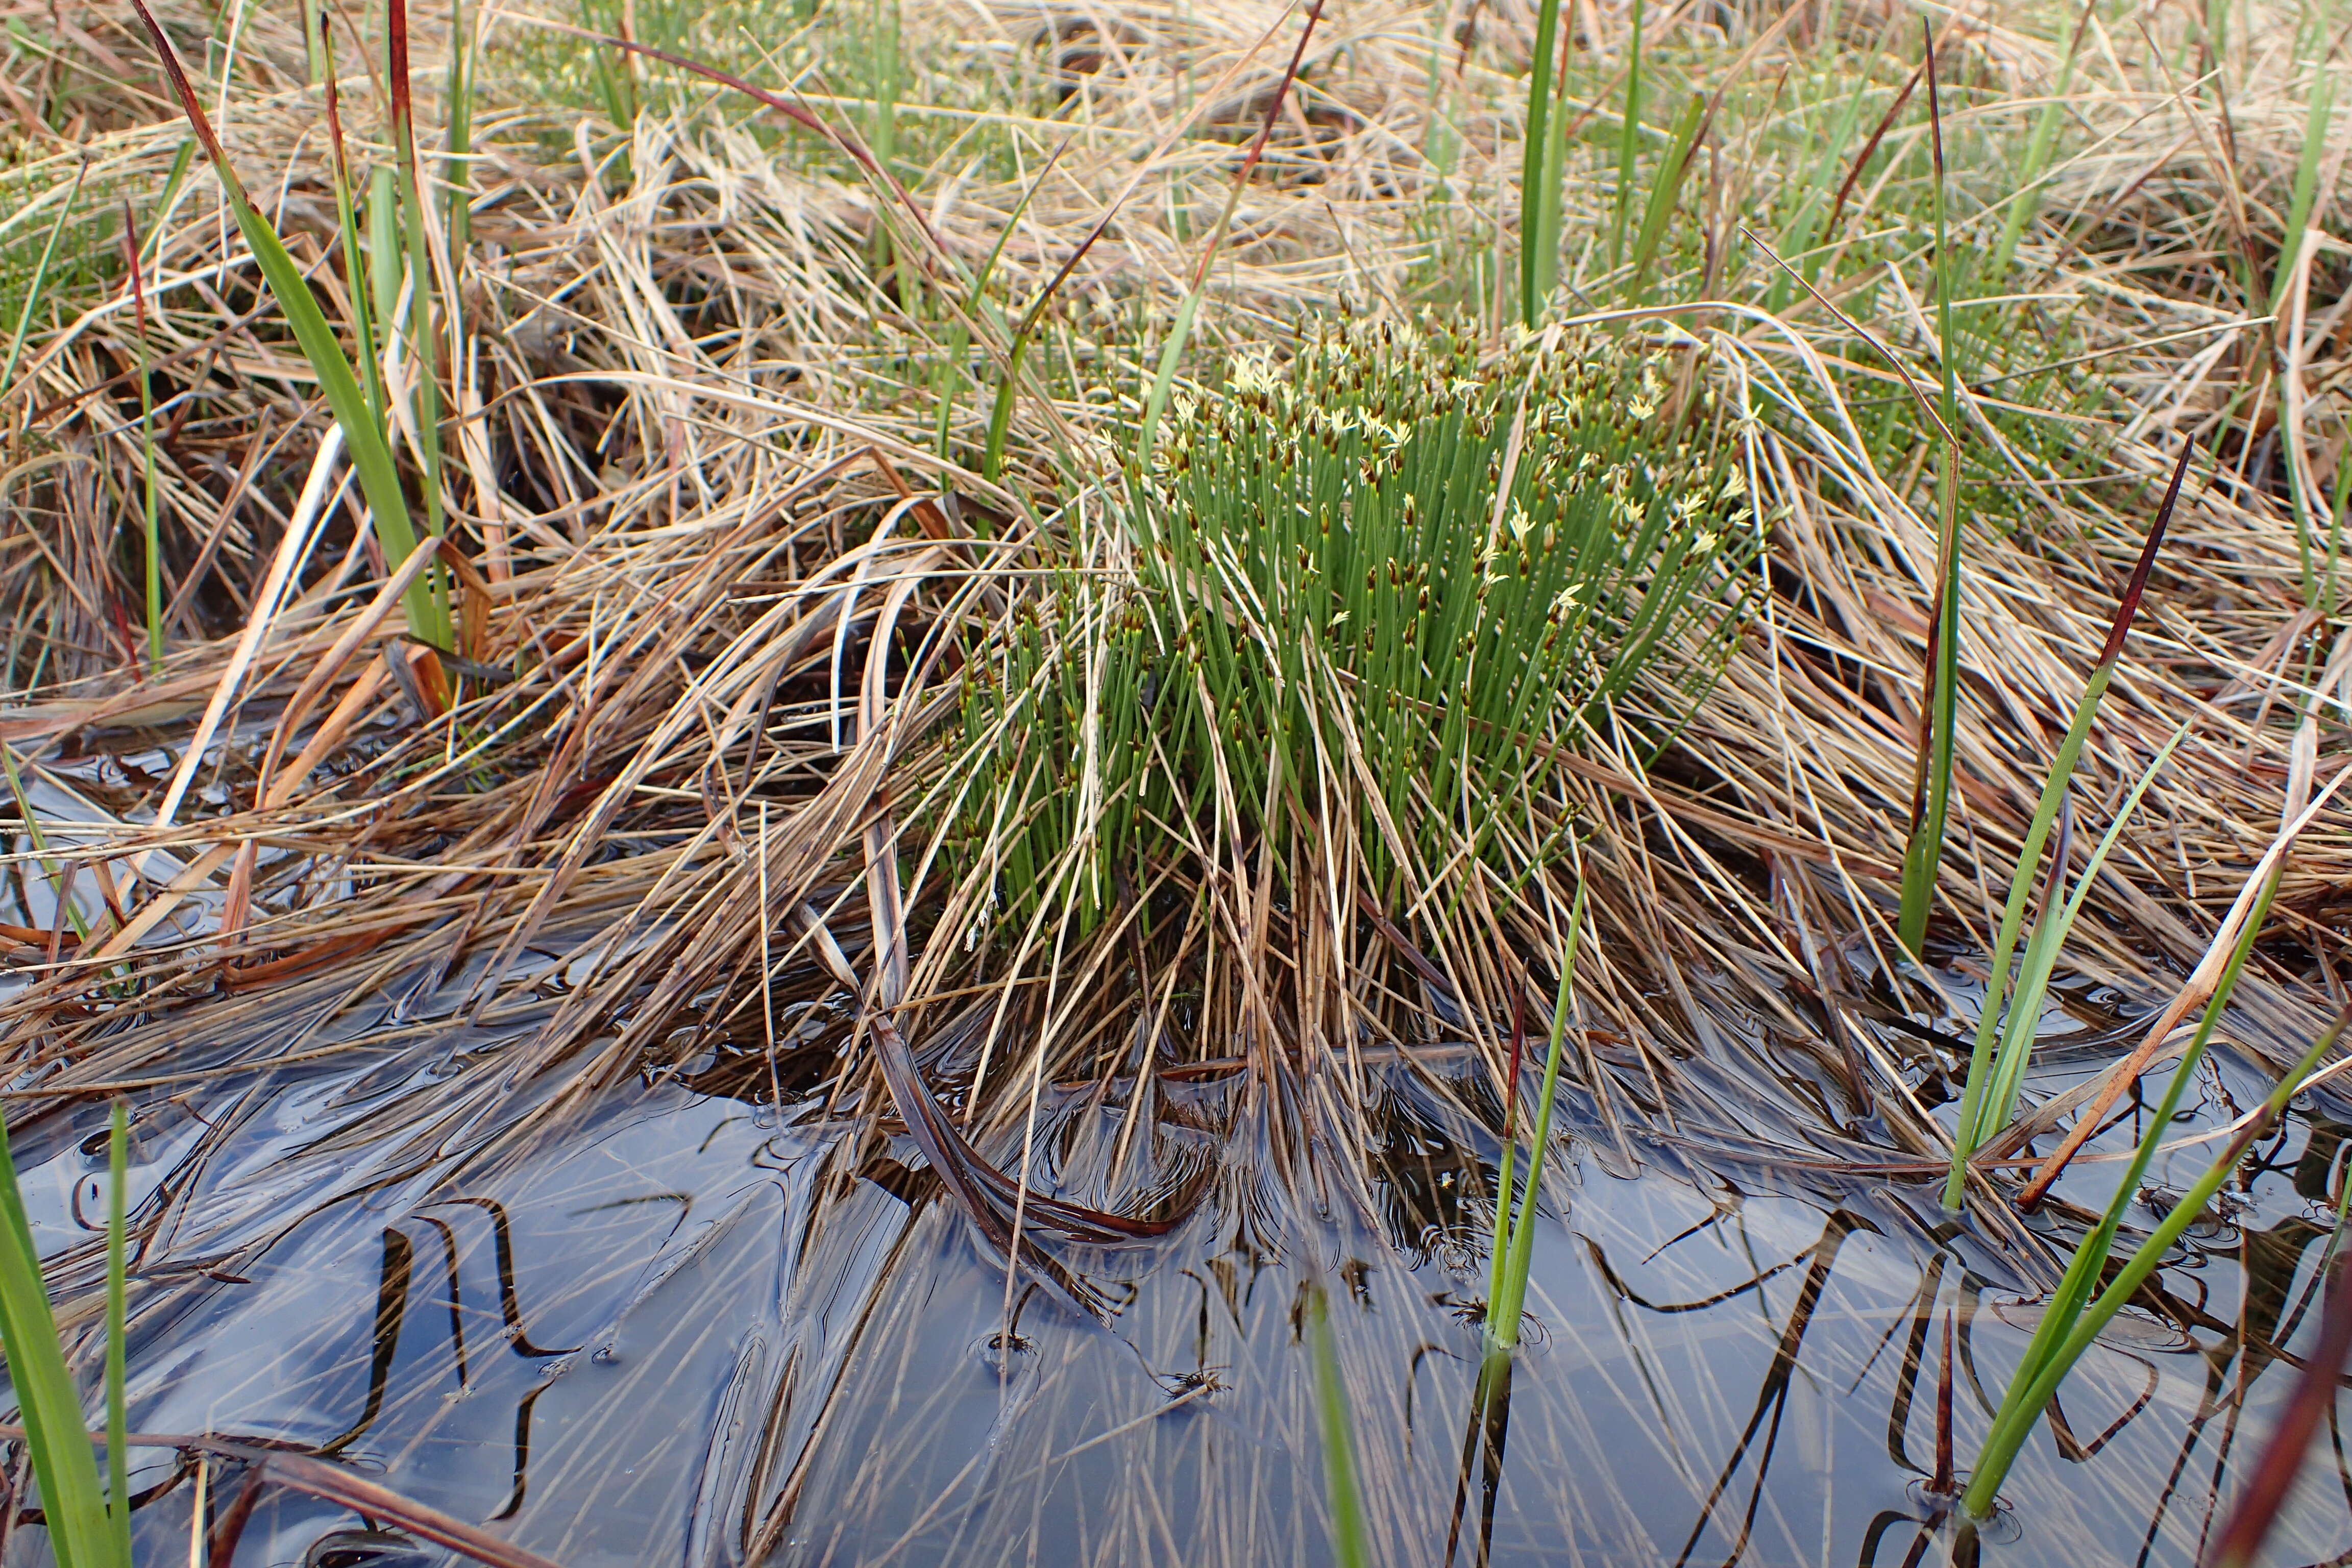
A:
6;942;2350;1568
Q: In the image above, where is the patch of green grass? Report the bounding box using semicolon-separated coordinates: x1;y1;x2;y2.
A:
953;316;1756;933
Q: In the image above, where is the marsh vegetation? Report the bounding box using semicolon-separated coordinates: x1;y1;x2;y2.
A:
0;0;2348;1561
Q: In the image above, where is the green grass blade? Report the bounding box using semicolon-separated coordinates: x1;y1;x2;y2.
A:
444;0;473;258
104;1104;128;1566
1940;441;2187;1208
1488;882;1586;1353
0;1117;111;1568
1992;0;2098;278
120;208;163;672
2267;56;2334;316
1898;22;1963;960
1307;1283;1368;1568
389;0;453;643
1979;721;2190;1135
2;164;87;418
1964;1010;2349;1518
1610;0;1645;269
131;0;434;642
1624;91;1705;302
1518;0;1564;323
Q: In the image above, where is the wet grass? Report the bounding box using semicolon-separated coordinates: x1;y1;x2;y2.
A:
0;0;2348;1560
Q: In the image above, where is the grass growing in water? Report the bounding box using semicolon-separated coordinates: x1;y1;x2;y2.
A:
0;1104;132;1568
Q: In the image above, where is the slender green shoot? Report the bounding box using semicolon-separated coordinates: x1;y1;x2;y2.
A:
1897;22;1963;960
0;741;90;944
1976;721;2191;1140
1518;0;1564;323
1992;0;2099;279
1610;0;1646;268
104;1104;129;1568
323;21;389;428
1;164;89;410
1964;1009;2350;1517
388;0;453;639
1941;439;2187;1209
1624;92;1706;302
1307;1282;1368;1568
2267;39;2334;317
130;0;439;643
445;0;474;259
0;1105;120;1568
1486;883;1586;1353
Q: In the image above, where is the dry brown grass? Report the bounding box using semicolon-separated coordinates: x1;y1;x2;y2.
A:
0;0;2346;1360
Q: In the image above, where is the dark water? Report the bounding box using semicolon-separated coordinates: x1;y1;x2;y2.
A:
6;945;2352;1568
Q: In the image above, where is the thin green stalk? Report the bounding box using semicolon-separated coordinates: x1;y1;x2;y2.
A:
1517;0;1563;323
1978;722;2190;1137
104;1103;129;1566
323;21;388;428
1992;0;2099;279
1624;91;1705;302
1;165;88;412
1898;23;1962;960
1940;440;2188;1209
388;0;453;642
0;741;89;944
1610;0;1645;269
1307;1282;1368;1568
2266;42;2333;317
143;142;198;268
1486;882;1586;1352
131;0;437;642
0;1110;114;1568
1964;1009;2348;1518
444;0;473;259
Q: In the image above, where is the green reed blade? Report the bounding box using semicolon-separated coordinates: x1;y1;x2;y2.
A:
1488;883;1586;1353
1624;91;1705;302
104;1104;128;1565
1978;722;2190;1139
1518;0;1564;323
131;0;434;643
1307;1282;1368;1568
0;1114;113;1568
1898;22;1962;961
1964;1009;2348;1518
1941;440;2186;1208
1610;0;1645;269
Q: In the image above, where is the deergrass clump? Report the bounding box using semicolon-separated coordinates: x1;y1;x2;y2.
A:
955;318;1757;935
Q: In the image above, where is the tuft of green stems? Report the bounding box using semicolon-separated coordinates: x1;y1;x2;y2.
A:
1484;884;1585;1353
0;1103;134;1568
1964;1007;2350;1517
1939;439;2186;1208
962;322;1754;935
